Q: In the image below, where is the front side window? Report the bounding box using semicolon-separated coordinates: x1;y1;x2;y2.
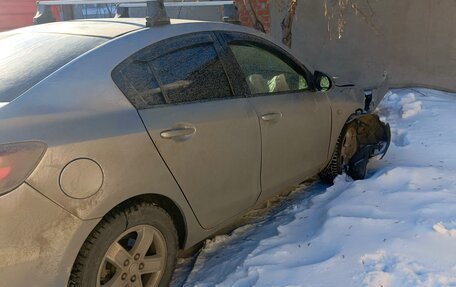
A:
229;43;308;95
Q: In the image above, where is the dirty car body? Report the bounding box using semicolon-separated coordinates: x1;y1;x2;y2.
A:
0;19;390;286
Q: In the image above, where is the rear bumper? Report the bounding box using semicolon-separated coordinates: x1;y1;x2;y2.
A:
0;183;98;286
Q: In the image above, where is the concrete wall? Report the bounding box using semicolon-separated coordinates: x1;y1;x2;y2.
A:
270;0;456;92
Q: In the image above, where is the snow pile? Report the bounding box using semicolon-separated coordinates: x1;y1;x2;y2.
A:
360;251;456;287
433;222;456;238
172;89;456;287
380;91;422;119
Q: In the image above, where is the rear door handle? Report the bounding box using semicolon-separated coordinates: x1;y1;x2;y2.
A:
261;112;283;122
160;127;196;139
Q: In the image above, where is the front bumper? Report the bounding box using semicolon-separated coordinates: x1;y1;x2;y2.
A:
0;184;99;286
345;114;391;180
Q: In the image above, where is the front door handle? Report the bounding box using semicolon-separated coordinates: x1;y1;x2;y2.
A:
160;127;196;139
261;112;283;122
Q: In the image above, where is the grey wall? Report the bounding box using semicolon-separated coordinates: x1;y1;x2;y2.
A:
270;0;456;92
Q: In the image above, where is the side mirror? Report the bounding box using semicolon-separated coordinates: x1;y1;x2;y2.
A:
314;71;332;92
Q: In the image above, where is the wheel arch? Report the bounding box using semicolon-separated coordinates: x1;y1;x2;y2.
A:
321;111;391;181
346;112;391;148
333;111;390;155
102;193;188;250
135;193;187;249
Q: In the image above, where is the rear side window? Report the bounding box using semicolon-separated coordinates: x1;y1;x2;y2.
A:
0;33;106;102
112;34;234;109
151;44;232;104
115;60;165;108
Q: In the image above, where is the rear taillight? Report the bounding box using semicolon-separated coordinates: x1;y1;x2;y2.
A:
0;141;47;195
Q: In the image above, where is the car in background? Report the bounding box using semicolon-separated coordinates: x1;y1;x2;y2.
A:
0;17;389;287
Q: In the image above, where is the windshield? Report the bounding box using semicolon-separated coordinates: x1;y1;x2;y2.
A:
0;33;107;102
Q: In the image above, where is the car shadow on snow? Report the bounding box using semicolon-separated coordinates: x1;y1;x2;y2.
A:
171;178;335;286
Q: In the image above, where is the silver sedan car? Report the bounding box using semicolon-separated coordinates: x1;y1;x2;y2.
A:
0;18;390;287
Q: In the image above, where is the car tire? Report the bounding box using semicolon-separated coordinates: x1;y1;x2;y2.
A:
68;202;178;287
319;122;360;183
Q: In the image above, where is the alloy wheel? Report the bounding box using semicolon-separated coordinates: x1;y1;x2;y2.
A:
97;225;167;287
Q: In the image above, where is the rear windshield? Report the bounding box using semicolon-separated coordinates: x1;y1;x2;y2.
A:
0;33;107;102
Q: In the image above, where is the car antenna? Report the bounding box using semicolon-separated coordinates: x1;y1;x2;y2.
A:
34;0;236;26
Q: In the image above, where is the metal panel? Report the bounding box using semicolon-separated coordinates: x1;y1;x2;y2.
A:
249;92;331;199
140;98;262;229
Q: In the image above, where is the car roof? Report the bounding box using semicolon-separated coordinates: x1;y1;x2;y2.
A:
5;18;204;39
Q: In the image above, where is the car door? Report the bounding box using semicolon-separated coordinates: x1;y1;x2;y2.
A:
111;32;261;229
219;32;332;198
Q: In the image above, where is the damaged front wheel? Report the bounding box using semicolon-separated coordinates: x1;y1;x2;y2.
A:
319;122;360;183
319;114;391;183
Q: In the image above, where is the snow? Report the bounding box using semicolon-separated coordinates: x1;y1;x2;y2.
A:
172;88;456;287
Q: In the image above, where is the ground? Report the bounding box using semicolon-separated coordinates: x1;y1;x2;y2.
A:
171;88;456;287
